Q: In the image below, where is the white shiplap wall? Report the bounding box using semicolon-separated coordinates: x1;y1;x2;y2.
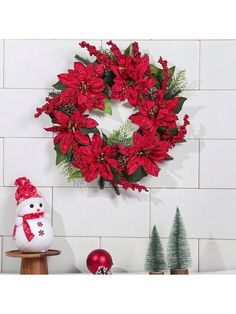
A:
0;39;235;274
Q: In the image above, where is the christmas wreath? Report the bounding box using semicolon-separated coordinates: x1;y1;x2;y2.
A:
35;41;189;194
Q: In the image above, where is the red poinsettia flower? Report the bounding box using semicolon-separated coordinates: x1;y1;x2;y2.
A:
119;132;170;177
72;134;118;182
111;60;156;106
102;41;156;106
58;62;106;111
129;95;179;133
45;110;98;154
111;61;156;106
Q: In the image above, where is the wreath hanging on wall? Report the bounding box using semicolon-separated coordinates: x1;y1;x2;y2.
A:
35;41;189;194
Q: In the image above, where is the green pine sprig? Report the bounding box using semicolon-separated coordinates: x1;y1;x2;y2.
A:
107;120;134;146
100;48;115;59
74;54;90;65
166;70;187;99
58;157;82;183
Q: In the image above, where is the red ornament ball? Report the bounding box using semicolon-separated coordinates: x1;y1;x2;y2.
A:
86;249;113;274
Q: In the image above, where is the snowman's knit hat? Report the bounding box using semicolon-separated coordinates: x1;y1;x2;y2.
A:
15;177;41;205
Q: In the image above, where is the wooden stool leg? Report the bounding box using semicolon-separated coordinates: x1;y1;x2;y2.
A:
20;257;48;275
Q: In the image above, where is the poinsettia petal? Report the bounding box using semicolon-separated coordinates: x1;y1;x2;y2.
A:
100;163;113;180
119;145;130;156
127;156;142;175
89;78;105;92
57;73;74;87
107;158;118;169
86;64;94;79
146;78;157;89
71;111;83;123
143;157;159;176
93;97;105;110
135;63;149;79
165;97;179;111
129;113;148;128
75;146;94;163
80;117;98;128
133;132;143;145
150;150;170;162
94;64;104;77
44;126;64;133
74;62;85;72
60;132;74;154
54;110;70;127
74;130;90;145
85;164;99;182
78;94;87;105
127;91;139;106
91;134;103;150
53;132;66;145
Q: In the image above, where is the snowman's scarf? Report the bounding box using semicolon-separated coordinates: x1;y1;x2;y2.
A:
13;212;44;241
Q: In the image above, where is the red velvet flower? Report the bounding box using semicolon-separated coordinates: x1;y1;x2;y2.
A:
103;41;156;106
58;62;106;111
129;96;179;133
45;110;98;154
72;134;118;182
120;132;170;177
111;58;156;106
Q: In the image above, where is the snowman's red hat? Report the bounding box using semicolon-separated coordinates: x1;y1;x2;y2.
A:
15;177;41;205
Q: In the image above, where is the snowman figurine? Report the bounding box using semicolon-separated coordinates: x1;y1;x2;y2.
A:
13;177;53;252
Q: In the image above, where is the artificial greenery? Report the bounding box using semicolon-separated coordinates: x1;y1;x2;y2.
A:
58;156;82;183
94;98;112;115
145;225;167;273
74;54;90;65
100;48;115;59
166;207;192;270
107;120;134;146
165;70;187;99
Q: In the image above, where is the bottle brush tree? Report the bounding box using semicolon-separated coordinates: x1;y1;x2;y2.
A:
166;207;192;272
145;225;167;273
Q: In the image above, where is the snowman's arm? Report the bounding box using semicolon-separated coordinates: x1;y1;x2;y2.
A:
15;216;23;226
43;212;50;220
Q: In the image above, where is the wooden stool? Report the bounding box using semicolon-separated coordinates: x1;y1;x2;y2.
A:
5;249;61;274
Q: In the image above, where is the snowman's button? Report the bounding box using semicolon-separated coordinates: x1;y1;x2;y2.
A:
38;230;44;236
37;221;43;227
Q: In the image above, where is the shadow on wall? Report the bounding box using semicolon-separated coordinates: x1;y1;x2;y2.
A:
185;90;206;139
50;209;81;274
84;185;144;202
200;236;225;272
2;188;16;236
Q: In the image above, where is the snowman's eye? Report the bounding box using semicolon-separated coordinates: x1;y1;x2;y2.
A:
30;204;34;208
39;203;43;207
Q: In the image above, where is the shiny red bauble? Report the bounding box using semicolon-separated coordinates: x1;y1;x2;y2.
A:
86;249;113;274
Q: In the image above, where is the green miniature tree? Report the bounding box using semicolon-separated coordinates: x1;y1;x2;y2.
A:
166;208;192;273
145;225;167;274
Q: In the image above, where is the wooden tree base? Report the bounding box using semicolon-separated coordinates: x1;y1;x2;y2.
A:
5;249;61;275
149;271;164;275
170;268;189;275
